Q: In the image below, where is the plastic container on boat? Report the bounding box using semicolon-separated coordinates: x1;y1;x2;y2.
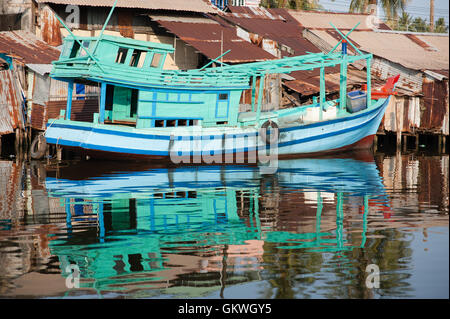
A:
346;90;367;113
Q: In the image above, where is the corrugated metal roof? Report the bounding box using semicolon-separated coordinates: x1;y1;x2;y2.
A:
309;29;448;71
287;10;448;72
227;6;287;20
220;13;319;57
288;9;391;31
36;0;217;13
154;17;276;63
0;31;60;65
26;64;53;76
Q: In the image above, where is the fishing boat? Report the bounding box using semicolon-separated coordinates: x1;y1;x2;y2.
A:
42;5;399;163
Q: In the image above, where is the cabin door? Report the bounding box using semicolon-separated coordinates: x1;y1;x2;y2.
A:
112;86;138;123
215;92;230;122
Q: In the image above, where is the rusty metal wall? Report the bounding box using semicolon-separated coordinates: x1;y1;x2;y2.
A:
30;99;99;131
381;95;422;134
38;4;62;46
30;103;46;131
371;57;424;94
47;99;99;123
421;79;449;134
0;68;23;135
0;160;23;221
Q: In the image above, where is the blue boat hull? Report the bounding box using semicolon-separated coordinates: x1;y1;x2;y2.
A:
45;98;389;161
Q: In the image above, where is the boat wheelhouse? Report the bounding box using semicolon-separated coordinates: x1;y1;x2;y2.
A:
42;12;398;162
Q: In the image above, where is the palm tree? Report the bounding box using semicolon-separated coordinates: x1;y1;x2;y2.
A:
433;17;449;33
397;11;413;31
261;0;321;10
410;17;429;32
349;0;409;28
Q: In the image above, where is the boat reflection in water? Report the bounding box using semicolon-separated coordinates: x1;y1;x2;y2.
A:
45;152;390;297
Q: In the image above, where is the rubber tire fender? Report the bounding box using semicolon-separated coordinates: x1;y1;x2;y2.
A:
30;134;47;160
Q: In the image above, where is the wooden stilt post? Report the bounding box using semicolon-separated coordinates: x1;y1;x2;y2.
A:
438;135;442;154
415;134;419;151
14;128;20;155
56;145;62;161
402;135;407;152
443;135;447;153
395;101;401;152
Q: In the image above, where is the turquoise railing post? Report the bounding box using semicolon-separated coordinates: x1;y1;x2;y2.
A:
255;73;265;124
316;191;323;245
66;81;73;120
336;192;344;251
65;198;72;236
320;66;325;110
99;82;107;124
361;195;369;248
251;75;256;112
366;57;372;108
98;203;105;243
339;42;348;111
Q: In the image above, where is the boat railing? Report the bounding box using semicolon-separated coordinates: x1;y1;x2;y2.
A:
51;57;252;88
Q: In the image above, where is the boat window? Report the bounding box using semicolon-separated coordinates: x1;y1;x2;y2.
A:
69;41;80;58
151;119;194;127
166;120;176;127
155;120;165;127
150;53;162;68
129;49;146;67
219;93;228;100
79;41;90;56
115;47;129;64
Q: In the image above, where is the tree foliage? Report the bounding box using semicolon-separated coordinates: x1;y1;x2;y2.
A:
260;0;321;10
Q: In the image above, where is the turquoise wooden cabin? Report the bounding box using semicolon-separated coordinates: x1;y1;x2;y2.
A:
51;34;249;129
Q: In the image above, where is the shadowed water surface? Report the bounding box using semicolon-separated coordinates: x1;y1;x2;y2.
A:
0;152;448;299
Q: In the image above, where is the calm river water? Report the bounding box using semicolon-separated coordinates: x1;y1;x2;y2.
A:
0;151;448;299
